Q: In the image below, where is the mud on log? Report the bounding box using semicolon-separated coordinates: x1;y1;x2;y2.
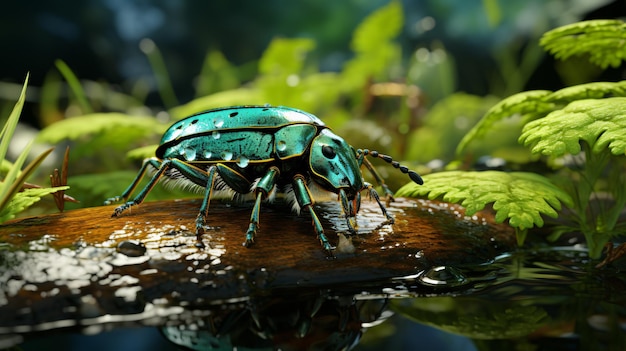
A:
0;198;515;336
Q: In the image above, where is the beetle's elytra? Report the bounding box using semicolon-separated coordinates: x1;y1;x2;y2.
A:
105;105;423;255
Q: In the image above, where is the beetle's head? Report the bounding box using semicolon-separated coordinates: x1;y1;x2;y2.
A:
309;129;364;198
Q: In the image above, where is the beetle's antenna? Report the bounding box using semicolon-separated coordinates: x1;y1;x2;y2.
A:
358;149;423;185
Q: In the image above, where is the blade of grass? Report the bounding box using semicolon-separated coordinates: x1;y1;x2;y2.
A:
139;38;179;109
55;59;93;114
0;73;29;163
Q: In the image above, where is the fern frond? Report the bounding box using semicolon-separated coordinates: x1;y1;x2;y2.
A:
540;20;626;69
396;171;573;237
519;97;626;156
0;186;69;223
548;81;626;102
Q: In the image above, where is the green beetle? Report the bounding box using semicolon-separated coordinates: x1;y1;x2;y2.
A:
106;106;422;254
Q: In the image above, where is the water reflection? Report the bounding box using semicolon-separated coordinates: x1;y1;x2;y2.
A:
161;291;390;351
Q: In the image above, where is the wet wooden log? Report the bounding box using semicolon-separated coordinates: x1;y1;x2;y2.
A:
0;198;516;333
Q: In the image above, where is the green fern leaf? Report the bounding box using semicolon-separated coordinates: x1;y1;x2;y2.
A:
456;90;555;154
36;113;165;143
396;171;573;232
0;186;68;222
519;97;626;156
548;81;626;102
540;20;626;69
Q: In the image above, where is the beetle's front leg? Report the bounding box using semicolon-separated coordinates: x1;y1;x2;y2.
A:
106;158;163;207
339;189;358;235
110;158;169;217
292;175;334;256
365;182;394;224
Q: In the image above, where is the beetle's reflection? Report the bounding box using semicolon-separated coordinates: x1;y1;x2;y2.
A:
161;290;390;351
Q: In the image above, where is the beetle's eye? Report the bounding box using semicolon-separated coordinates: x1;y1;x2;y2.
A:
322;145;336;159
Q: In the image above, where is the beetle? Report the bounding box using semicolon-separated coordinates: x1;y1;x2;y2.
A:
105;105;423;254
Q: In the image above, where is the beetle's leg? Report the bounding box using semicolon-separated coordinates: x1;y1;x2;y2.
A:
111;158;171;217
356;150;394;206
244;166;280;247
105;158;162;205
292;175;334;255
339;189;358;235
195;165;218;244
364;181;394;224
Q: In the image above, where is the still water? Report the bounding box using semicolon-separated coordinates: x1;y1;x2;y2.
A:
7;245;625;351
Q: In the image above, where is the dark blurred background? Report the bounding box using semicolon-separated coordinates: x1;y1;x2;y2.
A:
2;0;625;127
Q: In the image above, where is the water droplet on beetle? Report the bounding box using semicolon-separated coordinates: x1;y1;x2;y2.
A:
204;151;212;159
212;131;221;139
184;147;197;161
417;266;467;287
213;118;224;128
237;157;249;168
221;151;233;161
277;140;287;151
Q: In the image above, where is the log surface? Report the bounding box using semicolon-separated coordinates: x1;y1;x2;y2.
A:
0;197;516;334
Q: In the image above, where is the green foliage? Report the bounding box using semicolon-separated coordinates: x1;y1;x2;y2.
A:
424;20;626;259
456;90;554;155
520;97;626;156
1;75;66;223
540;20;626;69
173;1;406;122
0;186;68;223
37;113;165;144
458;81;626;155
406;93;500;163
342;0;403;90
396;171;573;245
195;50;241;98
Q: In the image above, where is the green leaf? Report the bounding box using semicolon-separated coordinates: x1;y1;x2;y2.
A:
456;90;555;155
0;73;28;164
540;20;626;69
342;1;403;89
519;97;626;157
195;50;241;97
170;88;265;119
351;0;403;54
36;113;164;144
127;144;158;160
396;171;574;236
258;38;315;76
0;186;69;223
